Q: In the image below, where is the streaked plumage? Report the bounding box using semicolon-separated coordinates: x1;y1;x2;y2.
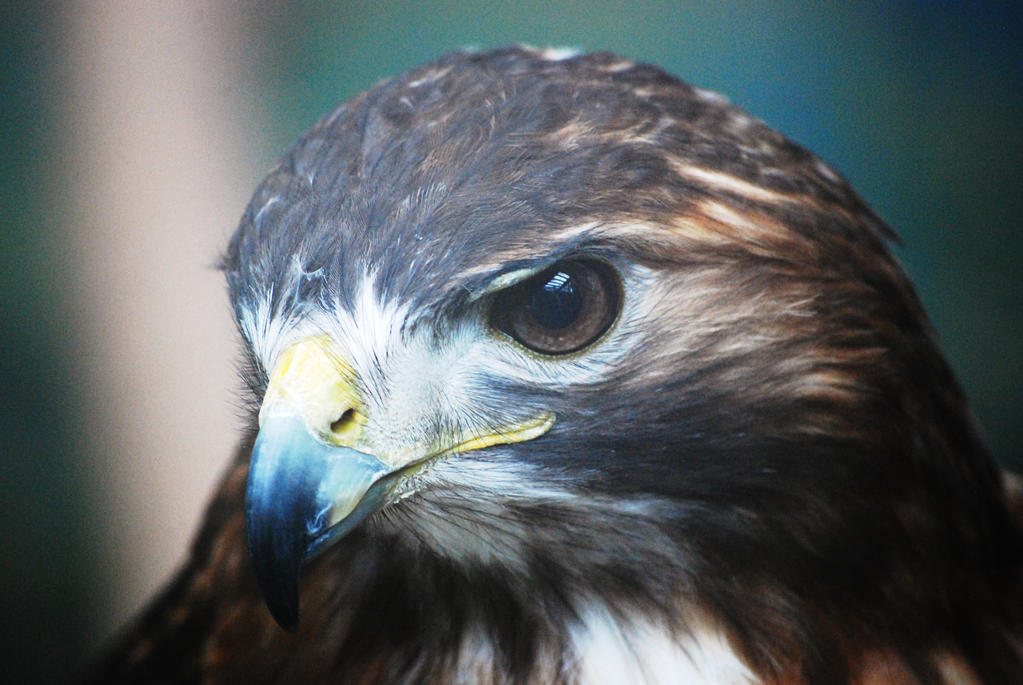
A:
84;47;1023;684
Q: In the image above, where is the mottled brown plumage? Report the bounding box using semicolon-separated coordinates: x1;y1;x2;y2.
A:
82;47;1023;684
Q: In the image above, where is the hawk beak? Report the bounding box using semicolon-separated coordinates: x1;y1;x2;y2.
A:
245;413;392;631
244;335;393;631
245;335;556;631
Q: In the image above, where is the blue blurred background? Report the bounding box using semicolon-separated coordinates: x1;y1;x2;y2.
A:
2;2;1020;682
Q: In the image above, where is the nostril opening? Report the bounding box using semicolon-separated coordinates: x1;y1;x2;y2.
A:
331;408;356;434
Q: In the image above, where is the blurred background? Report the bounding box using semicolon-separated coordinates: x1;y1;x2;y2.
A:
2;2;1020;681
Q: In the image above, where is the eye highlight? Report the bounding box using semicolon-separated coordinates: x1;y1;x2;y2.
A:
489;259;620;355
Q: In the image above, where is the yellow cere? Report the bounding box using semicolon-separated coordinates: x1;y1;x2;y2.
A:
259;334;365;446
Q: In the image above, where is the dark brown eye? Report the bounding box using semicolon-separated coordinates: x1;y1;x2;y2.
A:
490;259;620;355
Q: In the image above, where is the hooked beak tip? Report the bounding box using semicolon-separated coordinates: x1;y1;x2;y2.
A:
243;413;392;631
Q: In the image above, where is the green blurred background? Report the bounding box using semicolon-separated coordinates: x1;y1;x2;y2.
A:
2;2;1020;682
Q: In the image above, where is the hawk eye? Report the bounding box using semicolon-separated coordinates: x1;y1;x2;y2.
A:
490;259;620;355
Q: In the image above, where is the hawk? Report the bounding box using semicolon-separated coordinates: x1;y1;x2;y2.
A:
84;47;1023;684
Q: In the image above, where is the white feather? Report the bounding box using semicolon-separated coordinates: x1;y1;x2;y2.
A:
570;606;755;685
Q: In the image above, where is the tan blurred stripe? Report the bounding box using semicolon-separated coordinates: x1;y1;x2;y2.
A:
65;2;261;642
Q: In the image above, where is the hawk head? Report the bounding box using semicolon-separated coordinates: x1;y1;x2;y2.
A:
221;47;1022;681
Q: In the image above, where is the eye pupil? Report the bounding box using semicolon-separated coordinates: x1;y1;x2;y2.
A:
528;271;582;330
490;259;620;355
